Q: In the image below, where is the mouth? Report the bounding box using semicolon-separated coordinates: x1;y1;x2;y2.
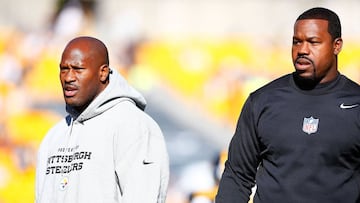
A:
63;85;78;97
295;57;313;71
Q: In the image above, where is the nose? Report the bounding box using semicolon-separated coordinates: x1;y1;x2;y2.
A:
298;42;310;55
62;66;76;83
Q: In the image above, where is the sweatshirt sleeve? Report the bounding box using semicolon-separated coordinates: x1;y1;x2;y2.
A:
114;114;169;203
35;126;56;203
35;139;48;202
216;96;260;203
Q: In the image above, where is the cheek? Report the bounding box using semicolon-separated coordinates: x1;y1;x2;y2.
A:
316;49;332;64
78;72;96;88
80;77;101;98
291;48;297;61
313;53;333;75
59;74;65;85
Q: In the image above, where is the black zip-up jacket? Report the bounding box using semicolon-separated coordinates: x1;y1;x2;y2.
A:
216;73;360;203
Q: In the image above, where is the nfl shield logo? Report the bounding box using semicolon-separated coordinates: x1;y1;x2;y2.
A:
302;116;319;135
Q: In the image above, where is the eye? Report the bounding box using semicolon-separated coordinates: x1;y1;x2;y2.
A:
307;37;322;45
74;67;84;70
60;66;69;72
310;40;321;45
292;39;301;45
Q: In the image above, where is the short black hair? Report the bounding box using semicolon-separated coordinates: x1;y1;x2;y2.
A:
296;7;341;40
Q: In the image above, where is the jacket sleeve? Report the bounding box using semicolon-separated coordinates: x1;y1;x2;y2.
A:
35;140;48;203
114;115;169;203
216;96;260;203
35;126;57;203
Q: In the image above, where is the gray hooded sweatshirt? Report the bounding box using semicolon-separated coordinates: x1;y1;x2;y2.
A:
35;69;169;203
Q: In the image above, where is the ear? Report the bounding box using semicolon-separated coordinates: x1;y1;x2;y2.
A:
333;37;343;55
99;64;110;83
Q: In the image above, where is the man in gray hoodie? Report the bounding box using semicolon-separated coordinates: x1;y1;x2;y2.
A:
35;36;169;203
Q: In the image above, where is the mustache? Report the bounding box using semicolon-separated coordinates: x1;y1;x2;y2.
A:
63;83;79;90
295;55;314;65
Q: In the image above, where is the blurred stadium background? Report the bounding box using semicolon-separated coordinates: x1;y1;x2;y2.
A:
0;0;359;202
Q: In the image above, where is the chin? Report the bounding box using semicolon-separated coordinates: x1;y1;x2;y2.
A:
64;99;79;107
298;75;315;82
293;72;319;90
295;70;315;80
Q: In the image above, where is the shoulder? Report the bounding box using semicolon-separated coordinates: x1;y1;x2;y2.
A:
341;75;360;90
109;99;163;136
38;117;68;151
110;99;167;161
43;117;68;137
111;99;157;123
250;74;292;100
107;98;145;123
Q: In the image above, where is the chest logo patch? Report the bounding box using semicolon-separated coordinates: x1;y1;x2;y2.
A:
340;103;359;109
59;176;69;191
302;116;319;135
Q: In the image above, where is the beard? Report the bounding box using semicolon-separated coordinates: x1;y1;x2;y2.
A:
293;70;321;90
293;55;322;90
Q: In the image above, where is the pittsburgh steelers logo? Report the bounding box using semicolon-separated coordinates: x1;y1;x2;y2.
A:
59;176;69;191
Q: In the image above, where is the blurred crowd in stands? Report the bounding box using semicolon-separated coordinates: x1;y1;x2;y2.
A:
1;0;360;203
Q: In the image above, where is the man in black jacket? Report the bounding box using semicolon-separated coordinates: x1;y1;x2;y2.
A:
216;7;360;203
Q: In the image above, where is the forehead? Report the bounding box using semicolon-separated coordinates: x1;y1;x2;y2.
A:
60;46;88;66
294;19;329;37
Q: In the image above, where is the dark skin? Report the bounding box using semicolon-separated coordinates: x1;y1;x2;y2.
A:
292;19;342;86
59;37;111;113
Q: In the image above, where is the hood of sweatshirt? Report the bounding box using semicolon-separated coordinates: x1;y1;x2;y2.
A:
66;69;147;122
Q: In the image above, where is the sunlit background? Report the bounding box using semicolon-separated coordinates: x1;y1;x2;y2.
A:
0;0;359;202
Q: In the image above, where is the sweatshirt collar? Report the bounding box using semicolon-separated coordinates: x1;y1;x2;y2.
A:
290;72;343;95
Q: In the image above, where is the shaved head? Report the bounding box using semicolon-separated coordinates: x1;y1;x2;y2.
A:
64;36;109;67
60;36;111;113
